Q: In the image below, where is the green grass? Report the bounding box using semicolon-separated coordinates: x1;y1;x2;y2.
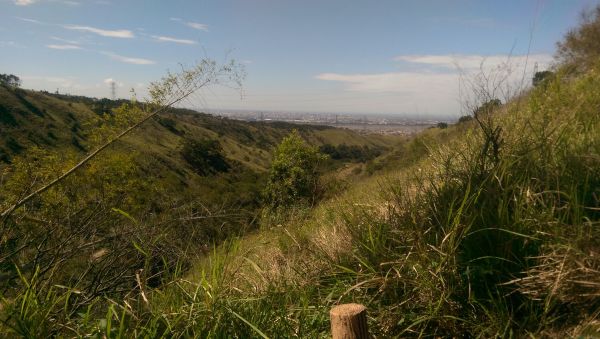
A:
40;61;599;338
2;39;600;338
0;84;404;338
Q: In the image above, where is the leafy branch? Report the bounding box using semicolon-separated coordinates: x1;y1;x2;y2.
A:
1;59;245;219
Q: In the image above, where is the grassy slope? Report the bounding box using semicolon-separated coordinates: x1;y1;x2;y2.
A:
3;60;599;337
0;86;408;338
130;64;600;337
0;86;396;168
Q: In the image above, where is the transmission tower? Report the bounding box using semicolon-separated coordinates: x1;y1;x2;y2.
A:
110;81;116;100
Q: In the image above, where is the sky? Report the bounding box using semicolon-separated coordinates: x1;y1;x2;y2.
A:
0;0;598;118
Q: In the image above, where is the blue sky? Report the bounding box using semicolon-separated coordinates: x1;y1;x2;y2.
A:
0;0;598;117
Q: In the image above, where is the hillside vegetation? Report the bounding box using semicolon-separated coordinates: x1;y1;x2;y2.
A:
120;61;597;337
2;7;600;338
0;79;403;337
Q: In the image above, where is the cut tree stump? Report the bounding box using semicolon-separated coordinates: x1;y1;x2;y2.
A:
330;303;369;339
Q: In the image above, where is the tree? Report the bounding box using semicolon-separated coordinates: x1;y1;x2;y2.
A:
264;130;326;207
474;98;501;118
0;74;21;87
532;70;554;87
557;5;600;67
181;138;230;176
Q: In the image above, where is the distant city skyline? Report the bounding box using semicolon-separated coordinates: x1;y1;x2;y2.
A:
1;0;598;117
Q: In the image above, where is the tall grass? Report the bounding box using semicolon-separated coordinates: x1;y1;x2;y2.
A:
3;26;600;339
0;59;591;338
93;61;598;337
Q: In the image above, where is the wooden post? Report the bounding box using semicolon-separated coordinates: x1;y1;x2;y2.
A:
330;303;369;339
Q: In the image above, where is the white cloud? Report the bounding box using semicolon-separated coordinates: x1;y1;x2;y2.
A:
15;0;79;5
315;71;460;115
170;18;209;31
15;0;36;5
319;54;553;94
21;75;82;90
102;52;155;65
17;17;43;24
151;35;197;45
46;44;81;50
51;36;79;44
316;72;457;94
103;78;124;87
316;53;554;116
64;25;134;38
186;22;209;31
393;54;553;72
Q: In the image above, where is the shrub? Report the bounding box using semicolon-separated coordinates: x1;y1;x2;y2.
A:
157;116;180;134
0;103;18;127
532;70;554;87
181;138;230;176
5;136;23;154
264;130;326;207
319;143;383;162
457;115;473;123
474;98;501;117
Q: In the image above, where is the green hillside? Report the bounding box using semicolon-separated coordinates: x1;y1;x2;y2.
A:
2;6;600;338
0;83;407;338
159;59;600;337
0;86;400;215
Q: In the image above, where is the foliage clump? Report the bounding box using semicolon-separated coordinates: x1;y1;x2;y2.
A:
264;130;326;207
181;138;230;176
557;5;600;68
532;70;555;87
318;143;383;162
457;115;473;123
0;74;21;88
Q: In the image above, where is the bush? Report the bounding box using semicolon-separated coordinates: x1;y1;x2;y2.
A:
319;143;383;162
264;130;326;207
5;136;23;154
157;117;180;134
181;138;230;176
457;115;473;123
474;98;501;117
0;74;21;87
0;103;18;127
557;5;600;68
532;70;554;87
